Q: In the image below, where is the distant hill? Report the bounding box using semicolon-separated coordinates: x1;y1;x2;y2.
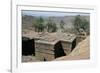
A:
22;15;90;33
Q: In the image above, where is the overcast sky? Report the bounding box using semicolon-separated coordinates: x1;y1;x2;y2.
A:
22;10;90;17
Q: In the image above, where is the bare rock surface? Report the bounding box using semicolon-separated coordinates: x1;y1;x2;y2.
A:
54;36;90;60
22;56;40;62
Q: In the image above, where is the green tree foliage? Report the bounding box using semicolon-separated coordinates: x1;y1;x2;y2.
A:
46;18;57;32
32;17;45;32
60;20;65;29
46;18;53;32
33;17;58;33
37;17;45;32
74;15;89;34
81;19;90;34
32;18;38;32
52;23;57;32
60;20;65;32
74;15;82;32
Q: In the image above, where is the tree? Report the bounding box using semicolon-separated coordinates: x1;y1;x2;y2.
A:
73;15;89;35
33;17;45;32
81;19;90;34
60;20;65;32
74;15;82;32
46;18;57;32
60;20;65;29
32;18;38;32
33;17;59;33
38;17;44;24
46;18;53;32
51;23;57;32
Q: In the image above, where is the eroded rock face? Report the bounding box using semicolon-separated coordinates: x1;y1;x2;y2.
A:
54;36;90;60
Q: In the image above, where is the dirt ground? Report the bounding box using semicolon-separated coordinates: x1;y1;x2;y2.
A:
22;56;40;62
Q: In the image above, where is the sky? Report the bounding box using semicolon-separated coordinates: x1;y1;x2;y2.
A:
22;10;90;17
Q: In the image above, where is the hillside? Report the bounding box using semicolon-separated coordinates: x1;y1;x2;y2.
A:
54;36;90;60
22;15;90;33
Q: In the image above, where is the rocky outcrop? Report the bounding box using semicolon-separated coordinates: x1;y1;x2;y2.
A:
54;36;90;60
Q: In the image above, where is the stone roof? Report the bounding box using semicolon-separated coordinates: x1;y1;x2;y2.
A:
22;30;76;44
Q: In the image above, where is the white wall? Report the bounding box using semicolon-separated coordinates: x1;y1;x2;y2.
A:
0;0;100;73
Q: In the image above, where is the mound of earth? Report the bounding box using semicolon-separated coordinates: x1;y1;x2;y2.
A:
54;36;90;60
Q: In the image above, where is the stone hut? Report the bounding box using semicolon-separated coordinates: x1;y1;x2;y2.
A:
35;33;76;61
59;33;76;55
35;39;66;61
22;30;76;61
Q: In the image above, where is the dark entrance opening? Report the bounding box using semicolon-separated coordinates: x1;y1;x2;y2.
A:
43;57;47;61
54;41;66;58
22;37;35;56
71;39;76;51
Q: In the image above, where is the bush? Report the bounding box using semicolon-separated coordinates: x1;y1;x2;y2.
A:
46;18;57;32
74;15;90;35
33;17;45;32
